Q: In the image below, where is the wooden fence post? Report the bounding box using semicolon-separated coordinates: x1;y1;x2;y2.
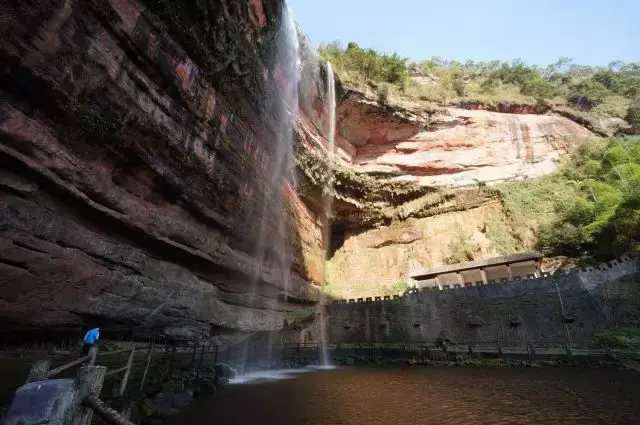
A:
198;344;206;368
190;342;198;371
139;344;153;394
604;344;618;360
72;366;106;425
169;344;177;373
196;344;206;380
214;345;219;365
88;345;98;366
118;347;135;396
565;344;573;359
26;359;52;383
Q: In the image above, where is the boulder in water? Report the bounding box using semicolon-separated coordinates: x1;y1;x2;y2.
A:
142;391;194;418
215;363;238;379
170;393;193;408
142;393;178;417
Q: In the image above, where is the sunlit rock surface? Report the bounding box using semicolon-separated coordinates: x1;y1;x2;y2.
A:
336;93;595;186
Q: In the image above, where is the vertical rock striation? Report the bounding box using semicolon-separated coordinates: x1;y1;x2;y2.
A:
0;0;321;341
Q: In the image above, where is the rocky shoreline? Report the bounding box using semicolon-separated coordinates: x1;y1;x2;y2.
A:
92;363;234;425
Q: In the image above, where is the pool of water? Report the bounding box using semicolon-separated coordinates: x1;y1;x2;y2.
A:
164;366;640;425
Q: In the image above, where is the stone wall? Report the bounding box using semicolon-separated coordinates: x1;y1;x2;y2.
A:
327;257;639;345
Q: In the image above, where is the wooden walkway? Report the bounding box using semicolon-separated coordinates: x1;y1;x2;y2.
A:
11;340;223;425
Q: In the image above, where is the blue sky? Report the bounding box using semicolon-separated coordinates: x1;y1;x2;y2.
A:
288;0;639;66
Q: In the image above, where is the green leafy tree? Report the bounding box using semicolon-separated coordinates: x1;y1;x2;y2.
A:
319;41;408;86
319;41;640;121
521;75;555;98
626;99;640;133
569;80;610;109
540;137;640;258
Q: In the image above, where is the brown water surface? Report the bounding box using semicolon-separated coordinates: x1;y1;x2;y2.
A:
165;366;640;425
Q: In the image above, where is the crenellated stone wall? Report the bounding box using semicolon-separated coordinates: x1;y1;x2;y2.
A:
327;256;640;345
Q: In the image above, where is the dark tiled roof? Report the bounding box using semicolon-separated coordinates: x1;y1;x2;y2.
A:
410;251;543;280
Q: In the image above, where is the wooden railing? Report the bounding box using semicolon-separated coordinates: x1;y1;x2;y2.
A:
101;346;136;396
22;340;226;393
84;395;136;425
25;346;98;383
15;340;226;425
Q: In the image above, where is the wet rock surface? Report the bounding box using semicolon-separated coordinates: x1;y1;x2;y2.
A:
140;365;221;423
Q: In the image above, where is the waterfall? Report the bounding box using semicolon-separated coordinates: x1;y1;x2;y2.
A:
554;281;572;348
318;62;336;367
326;62;337;155
239;4;300;373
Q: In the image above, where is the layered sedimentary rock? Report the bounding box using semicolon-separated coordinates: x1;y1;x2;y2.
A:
0;0;322;340
326;201;505;298
296;87;596;297
0;0;603;343
337;92;595;186
293;61;596;299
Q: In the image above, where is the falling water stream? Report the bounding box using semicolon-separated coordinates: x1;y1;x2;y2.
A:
237;7;337;374
239;4;300;374
318;62;337;367
554;280;573;347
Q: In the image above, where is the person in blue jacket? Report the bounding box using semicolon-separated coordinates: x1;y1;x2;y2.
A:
82;327;100;356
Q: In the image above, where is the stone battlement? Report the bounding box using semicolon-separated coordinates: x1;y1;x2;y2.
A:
330;255;639;306
327;255;640;346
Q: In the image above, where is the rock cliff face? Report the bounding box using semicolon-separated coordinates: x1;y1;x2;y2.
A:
0;0;321;341
326;201;505;298
337;92;595;186
0;0;600;342
296;78;595;300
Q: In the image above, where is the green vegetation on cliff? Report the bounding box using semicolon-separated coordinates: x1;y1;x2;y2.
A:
594;326;640;350
492;137;640;260
320;42;410;87
320;43;640;131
